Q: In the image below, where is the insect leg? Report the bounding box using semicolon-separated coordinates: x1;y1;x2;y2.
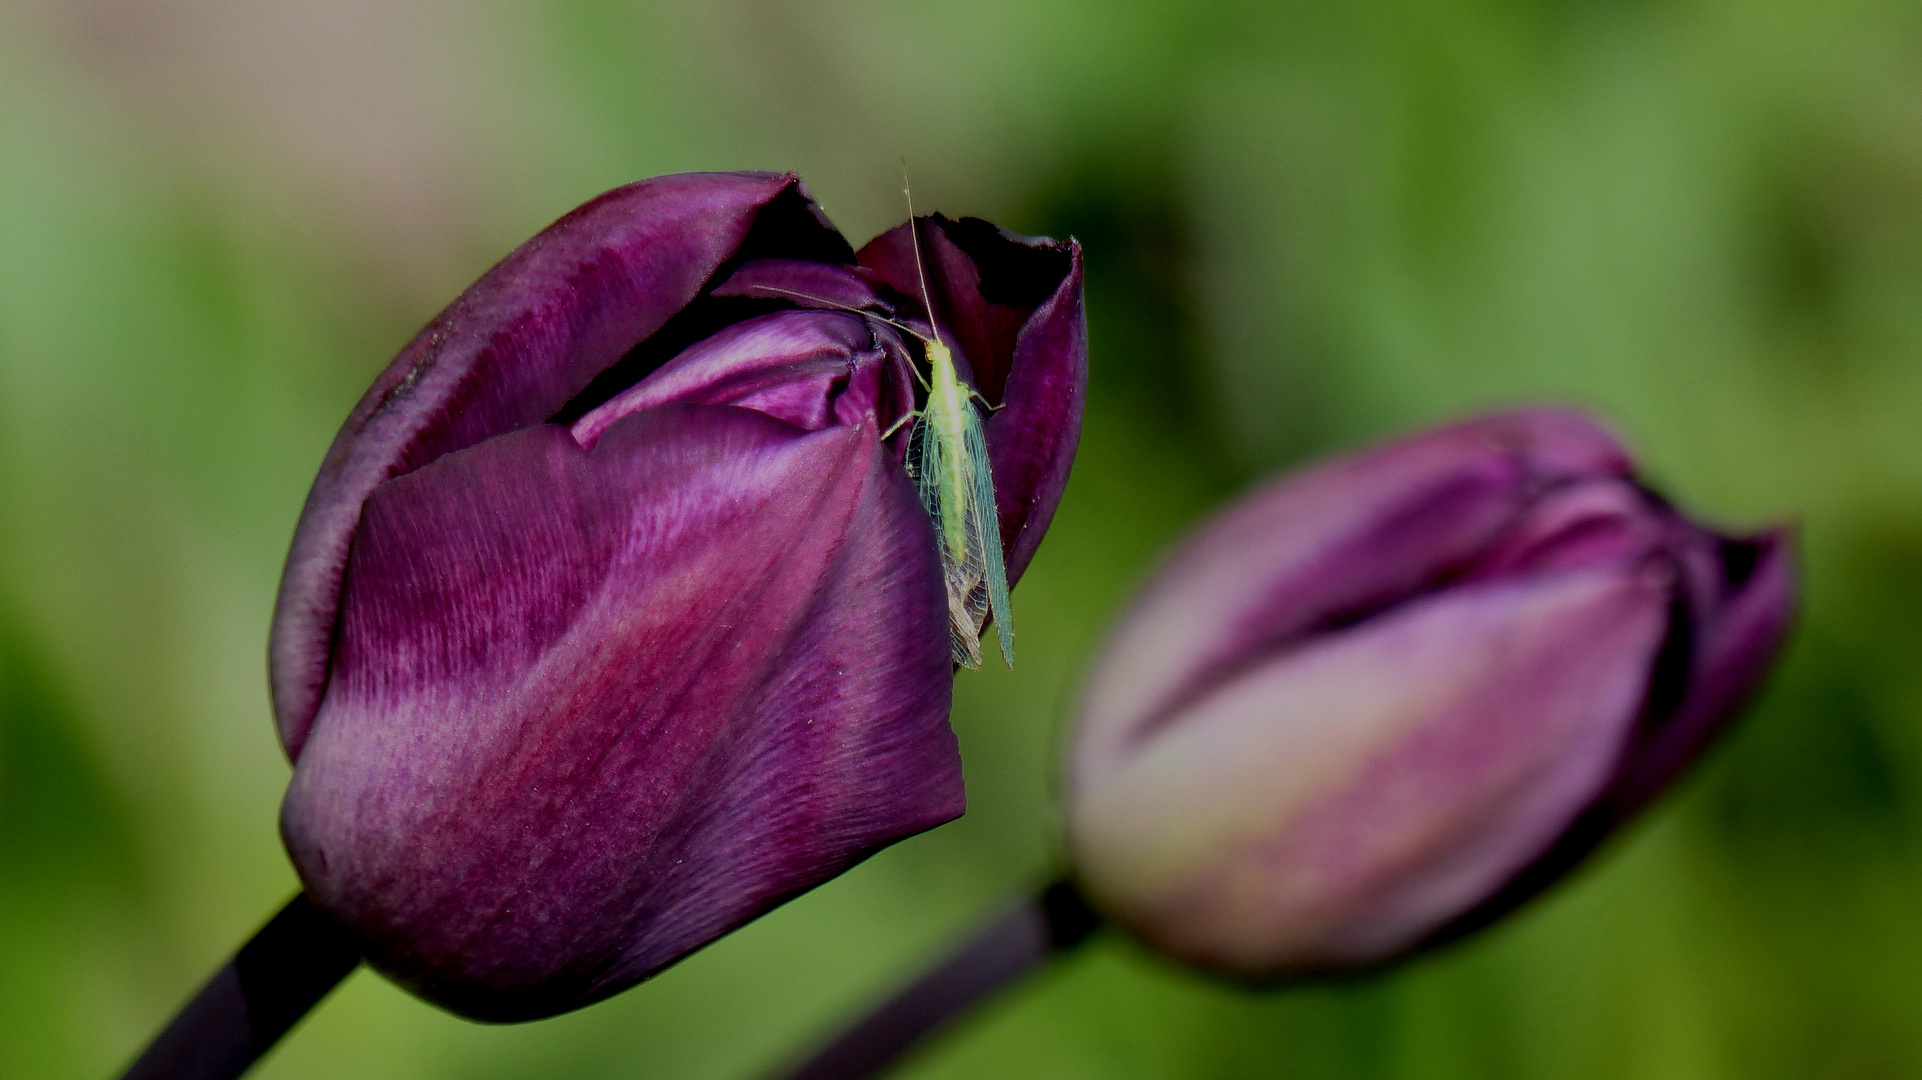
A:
882;409;922;441
967;388;1007;413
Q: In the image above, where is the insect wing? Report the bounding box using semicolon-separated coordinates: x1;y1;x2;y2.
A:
906;393;1017;668
964;407;1013;667
909;407;983;667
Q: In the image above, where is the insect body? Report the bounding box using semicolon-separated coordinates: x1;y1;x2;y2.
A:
903;332;1012;669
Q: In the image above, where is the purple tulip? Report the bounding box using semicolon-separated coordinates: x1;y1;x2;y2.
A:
1065;409;1793;980
268;172;1084;1021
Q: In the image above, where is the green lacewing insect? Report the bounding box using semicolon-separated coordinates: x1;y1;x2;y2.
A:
898;197;1013;670
910;329;1014;669
747;180;1013;669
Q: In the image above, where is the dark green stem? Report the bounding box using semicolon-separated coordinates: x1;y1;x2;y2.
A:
121;894;361;1080
765;878;1100;1080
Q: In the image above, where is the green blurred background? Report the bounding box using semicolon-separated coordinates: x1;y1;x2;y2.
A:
2;0;1919;1077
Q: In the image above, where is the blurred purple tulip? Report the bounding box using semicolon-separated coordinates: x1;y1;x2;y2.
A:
1066;409;1793;980
269;172;1084;1021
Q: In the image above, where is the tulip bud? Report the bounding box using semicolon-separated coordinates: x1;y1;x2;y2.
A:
1065;409;1793;980
271;173;1085;1021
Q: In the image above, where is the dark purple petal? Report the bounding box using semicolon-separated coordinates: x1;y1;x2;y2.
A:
858;218;1086;584
1608;525;1797;814
1075;409;1632;778
1456;479;1672;581
281;403;958;1020
271;172;850;757
1420;527;1797;954
986;245;1086;585
712;258;895;313
859;219;1020;404
571;310;880;445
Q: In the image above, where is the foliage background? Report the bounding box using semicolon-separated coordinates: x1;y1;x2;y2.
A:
2;1;1920;1077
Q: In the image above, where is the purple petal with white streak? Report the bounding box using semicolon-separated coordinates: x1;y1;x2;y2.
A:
572;310;881;446
1073;409;1633;786
271;172;847;756
281;403;957;1021
1069;563;1669;975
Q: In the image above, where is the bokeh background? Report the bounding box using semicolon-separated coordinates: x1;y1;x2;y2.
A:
3;1;1920;1077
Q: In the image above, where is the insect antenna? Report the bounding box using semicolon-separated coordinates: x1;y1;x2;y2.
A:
902;164;943;340
742;283;937;397
740;285;934;346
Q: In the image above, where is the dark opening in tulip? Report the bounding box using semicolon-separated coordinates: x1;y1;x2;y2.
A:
269;172;1085;1021
1066;409;1794;980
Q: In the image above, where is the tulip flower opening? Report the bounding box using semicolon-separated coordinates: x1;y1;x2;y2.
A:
1065;408;1794;979
122;171;1084;1080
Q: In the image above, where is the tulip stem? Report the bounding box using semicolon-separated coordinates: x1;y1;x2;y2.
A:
766;877;1099;1080
120;894;362;1080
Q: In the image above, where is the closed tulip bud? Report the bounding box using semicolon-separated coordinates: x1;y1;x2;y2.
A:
271;173;1084;1021
1066;409;1793;980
